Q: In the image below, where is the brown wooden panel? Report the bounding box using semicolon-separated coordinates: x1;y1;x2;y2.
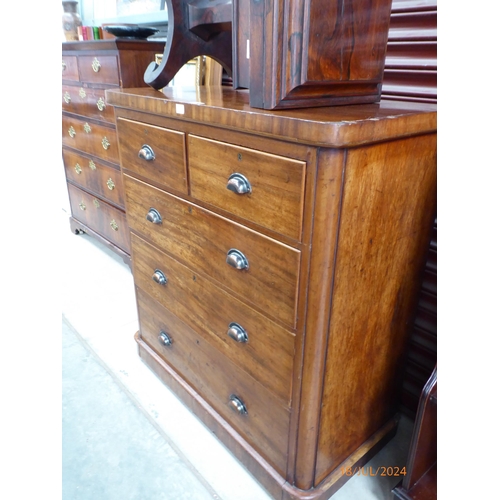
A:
62;55;78;81
135;286;291;477
62;115;119;164
315;133;437;484
78;55;120;85
124;174;301;328
67;183;130;253
130;233;295;404
63;148;125;208
188;134;306;241
116;117;188;194
62;85;115;124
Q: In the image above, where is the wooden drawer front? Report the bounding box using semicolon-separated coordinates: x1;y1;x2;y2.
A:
67;184;130;253
125;175;300;327
116;117;188;194
62;56;78;81
131;234;295;403
63;149;125;208
188;135;306;240
62;85;115;124
134;276;291;477
78;55;119;85
62;115;119;164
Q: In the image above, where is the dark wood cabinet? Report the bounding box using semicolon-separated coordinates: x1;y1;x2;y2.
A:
62;40;164;264
107;85;437;500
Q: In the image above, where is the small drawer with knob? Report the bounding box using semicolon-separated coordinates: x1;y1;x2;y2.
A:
135;286;291;477
188;135;306;241
125;175;301;328
62;115;119;164
62;149;125;208
116;117;187;194
67;183;130;253
78;55;119;85
131;235;295;403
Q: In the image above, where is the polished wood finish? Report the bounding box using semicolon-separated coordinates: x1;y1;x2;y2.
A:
67;183;131;253
248;0;393;109
62;40;164;265
108;86;437;500
115;117;188;194
144;0;233;89
188;135;306;241
124;174;300;327
63;149;125;208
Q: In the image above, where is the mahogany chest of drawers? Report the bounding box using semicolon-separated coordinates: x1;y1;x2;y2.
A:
62;40;164;264
107;86;437;500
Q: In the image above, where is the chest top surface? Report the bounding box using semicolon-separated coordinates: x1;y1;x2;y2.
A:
106;86;437;148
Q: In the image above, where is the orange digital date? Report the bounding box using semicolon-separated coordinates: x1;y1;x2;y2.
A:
341;466;407;477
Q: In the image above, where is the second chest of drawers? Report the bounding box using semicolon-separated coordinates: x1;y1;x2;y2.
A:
62;40;164;264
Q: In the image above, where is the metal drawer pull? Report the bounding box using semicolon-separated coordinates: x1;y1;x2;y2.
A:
158;330;172;347
102;137;110;150
146;208;162;224
229;395;247;415
79;88;86;99
84;122;91;134
63;92;71;104
92;57;101;72
68;126;76;138
138;144;155;161
96;97;106;111
74;163;82;174
227;173;252;194
152;269;168;285
226;249;249;270
227;322;248;343
110;219;118;231
106;178;115;190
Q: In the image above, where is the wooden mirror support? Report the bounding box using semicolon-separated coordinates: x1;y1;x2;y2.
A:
144;0;233;90
246;0;394;109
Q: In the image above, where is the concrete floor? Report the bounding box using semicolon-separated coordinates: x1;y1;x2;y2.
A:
61;207;415;500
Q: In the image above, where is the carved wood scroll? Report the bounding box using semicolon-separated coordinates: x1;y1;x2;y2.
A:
144;0;233;90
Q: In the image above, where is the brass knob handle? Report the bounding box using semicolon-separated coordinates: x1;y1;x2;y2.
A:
110;219;118;231
96;97;106;111
84;122;92;134
138;144;155;161
63;92;71;104
79;201;86;211
226;249;249;270
92;57;101;72
146;208;162;224
74;163;82;174
227;173;252;194
229;395;247;415
152;269;167;285
102;137;110;150
79;88;86;99
68;126;76;138
106;178;115;190
227;322;248;343
158;330;173;347
89;160;96;171
93;199;100;208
